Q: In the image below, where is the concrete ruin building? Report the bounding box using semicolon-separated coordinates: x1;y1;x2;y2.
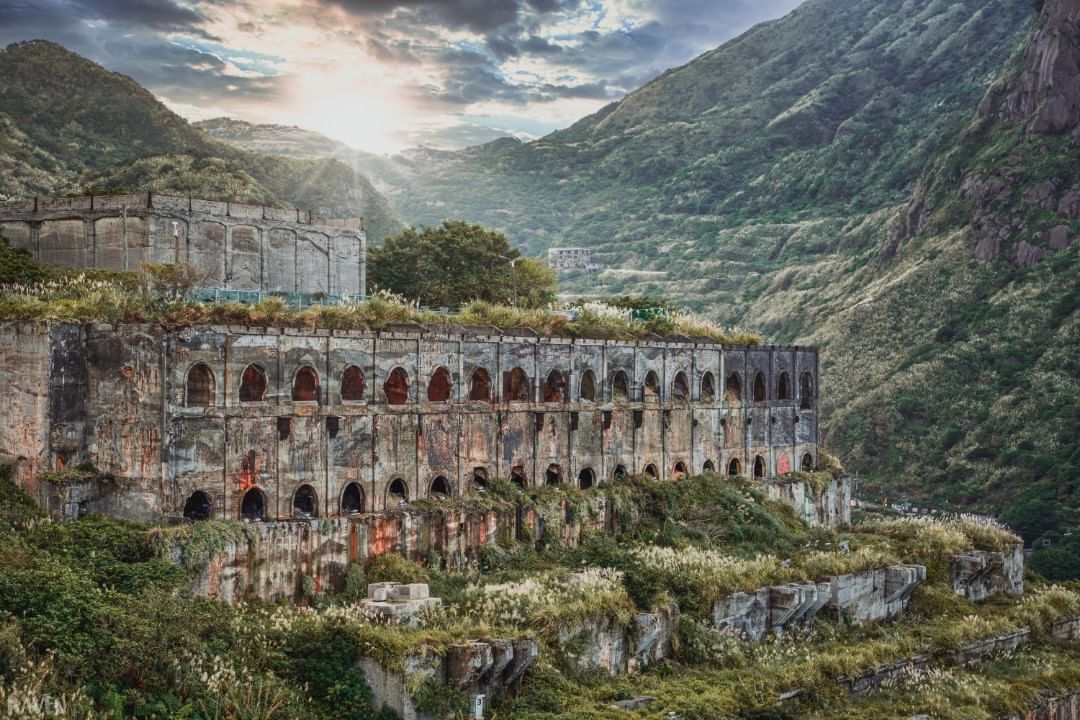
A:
0;193;366;296
1;323;819;523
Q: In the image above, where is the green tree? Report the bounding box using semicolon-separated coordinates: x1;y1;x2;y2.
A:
368;221;556;308
0;234;47;284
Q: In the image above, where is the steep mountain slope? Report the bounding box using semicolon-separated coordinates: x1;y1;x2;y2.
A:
0;41;402;242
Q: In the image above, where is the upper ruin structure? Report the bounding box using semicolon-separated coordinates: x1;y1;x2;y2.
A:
0;193;367;296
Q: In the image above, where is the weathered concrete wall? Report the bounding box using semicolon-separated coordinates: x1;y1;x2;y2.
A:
0;323;822;524
949;545;1025;601
712;564;926;639
0;194;366;295
1003;693;1080;720
358;638;537;720
556;605;679;678
765;476;851;527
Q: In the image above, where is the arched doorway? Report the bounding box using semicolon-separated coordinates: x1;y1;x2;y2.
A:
505;367;530;402
186;364;215;407
703;459;716;473
800;372;814;409
469;368;492;401
611;371;630;402
341;366;366;401
385;367;410;405
643;371;660;403
341;482;365;514
510;466;527;488
430;475;451;499
672;372;689;402
472;467;489;491
386;478;408;506
543;369;567;403
292;366;320;402
183;490;212;520
701;372;716;402
427;367;452;402
579;370;597;402
643;464;658;479
239;364;268;403
753;372;767;403
240;487;266;522
754;455;766;479
613;465;628;482
578;467;595;490
545;464;561;485
777;372;791;401
777;453;792;475
725;373;742;402
673;461;688;479
802;453;815;472
293;484;318;518
728;458;742;476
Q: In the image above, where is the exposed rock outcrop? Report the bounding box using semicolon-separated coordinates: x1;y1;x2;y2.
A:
556;605;679;677
1001;0;1080;134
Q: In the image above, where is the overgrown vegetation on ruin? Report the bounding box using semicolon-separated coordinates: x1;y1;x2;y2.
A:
0;250;762;344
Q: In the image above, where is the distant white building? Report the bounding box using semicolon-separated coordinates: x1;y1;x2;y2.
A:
548;247;593;271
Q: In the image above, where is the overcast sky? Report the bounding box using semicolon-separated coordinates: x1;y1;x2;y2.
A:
0;0;805;153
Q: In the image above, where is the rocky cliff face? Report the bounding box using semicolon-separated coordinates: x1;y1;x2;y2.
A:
1000;0;1080;133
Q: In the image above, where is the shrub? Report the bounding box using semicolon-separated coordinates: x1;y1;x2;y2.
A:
365;553;431;586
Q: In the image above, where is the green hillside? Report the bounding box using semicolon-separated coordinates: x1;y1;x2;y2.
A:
318;0;1077;539
0;40;402;243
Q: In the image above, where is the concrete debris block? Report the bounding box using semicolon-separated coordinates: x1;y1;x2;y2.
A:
713;589;770;641
501;638;538;688
949;544;1024;602
1000;692;1080;720
883;564;927;616
837;655;930;696
368;581;399;601
611;697;656;710
391;583;430;601
628;605;679;675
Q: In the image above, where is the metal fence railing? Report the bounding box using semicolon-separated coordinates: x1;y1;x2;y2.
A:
186;288;367;308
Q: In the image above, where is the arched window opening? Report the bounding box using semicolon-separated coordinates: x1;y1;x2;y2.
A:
240;487;265;522
186;364;215;407
579;370;597;402
725;372;742;402
430;475;451;499
469;368;492;402
753;372;767;403
293;484;318;519
777;372;791;401
239;364;267;403
578;467;595;490
387;478;408;506
701;373;716;403
183;490;212;520
754;455;766;479
800;372;814;409
472;467;489;491
703;460;716;473
427;367;452;402
543;369;567;403
292;366;320;402
643;464;658;479
802;453;815;472
672;372;690;402
613;465;628;482
510;465;527;488
777;453;791;475
505;367;530;402
546;464;561;485
673;461;688;479
384;367;410;405
643;371;660;403
341;482;365;514
611;371;630;403
728;458;742;476
342;365;366;402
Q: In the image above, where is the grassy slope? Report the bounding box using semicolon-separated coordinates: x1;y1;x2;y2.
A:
0;40;402;243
